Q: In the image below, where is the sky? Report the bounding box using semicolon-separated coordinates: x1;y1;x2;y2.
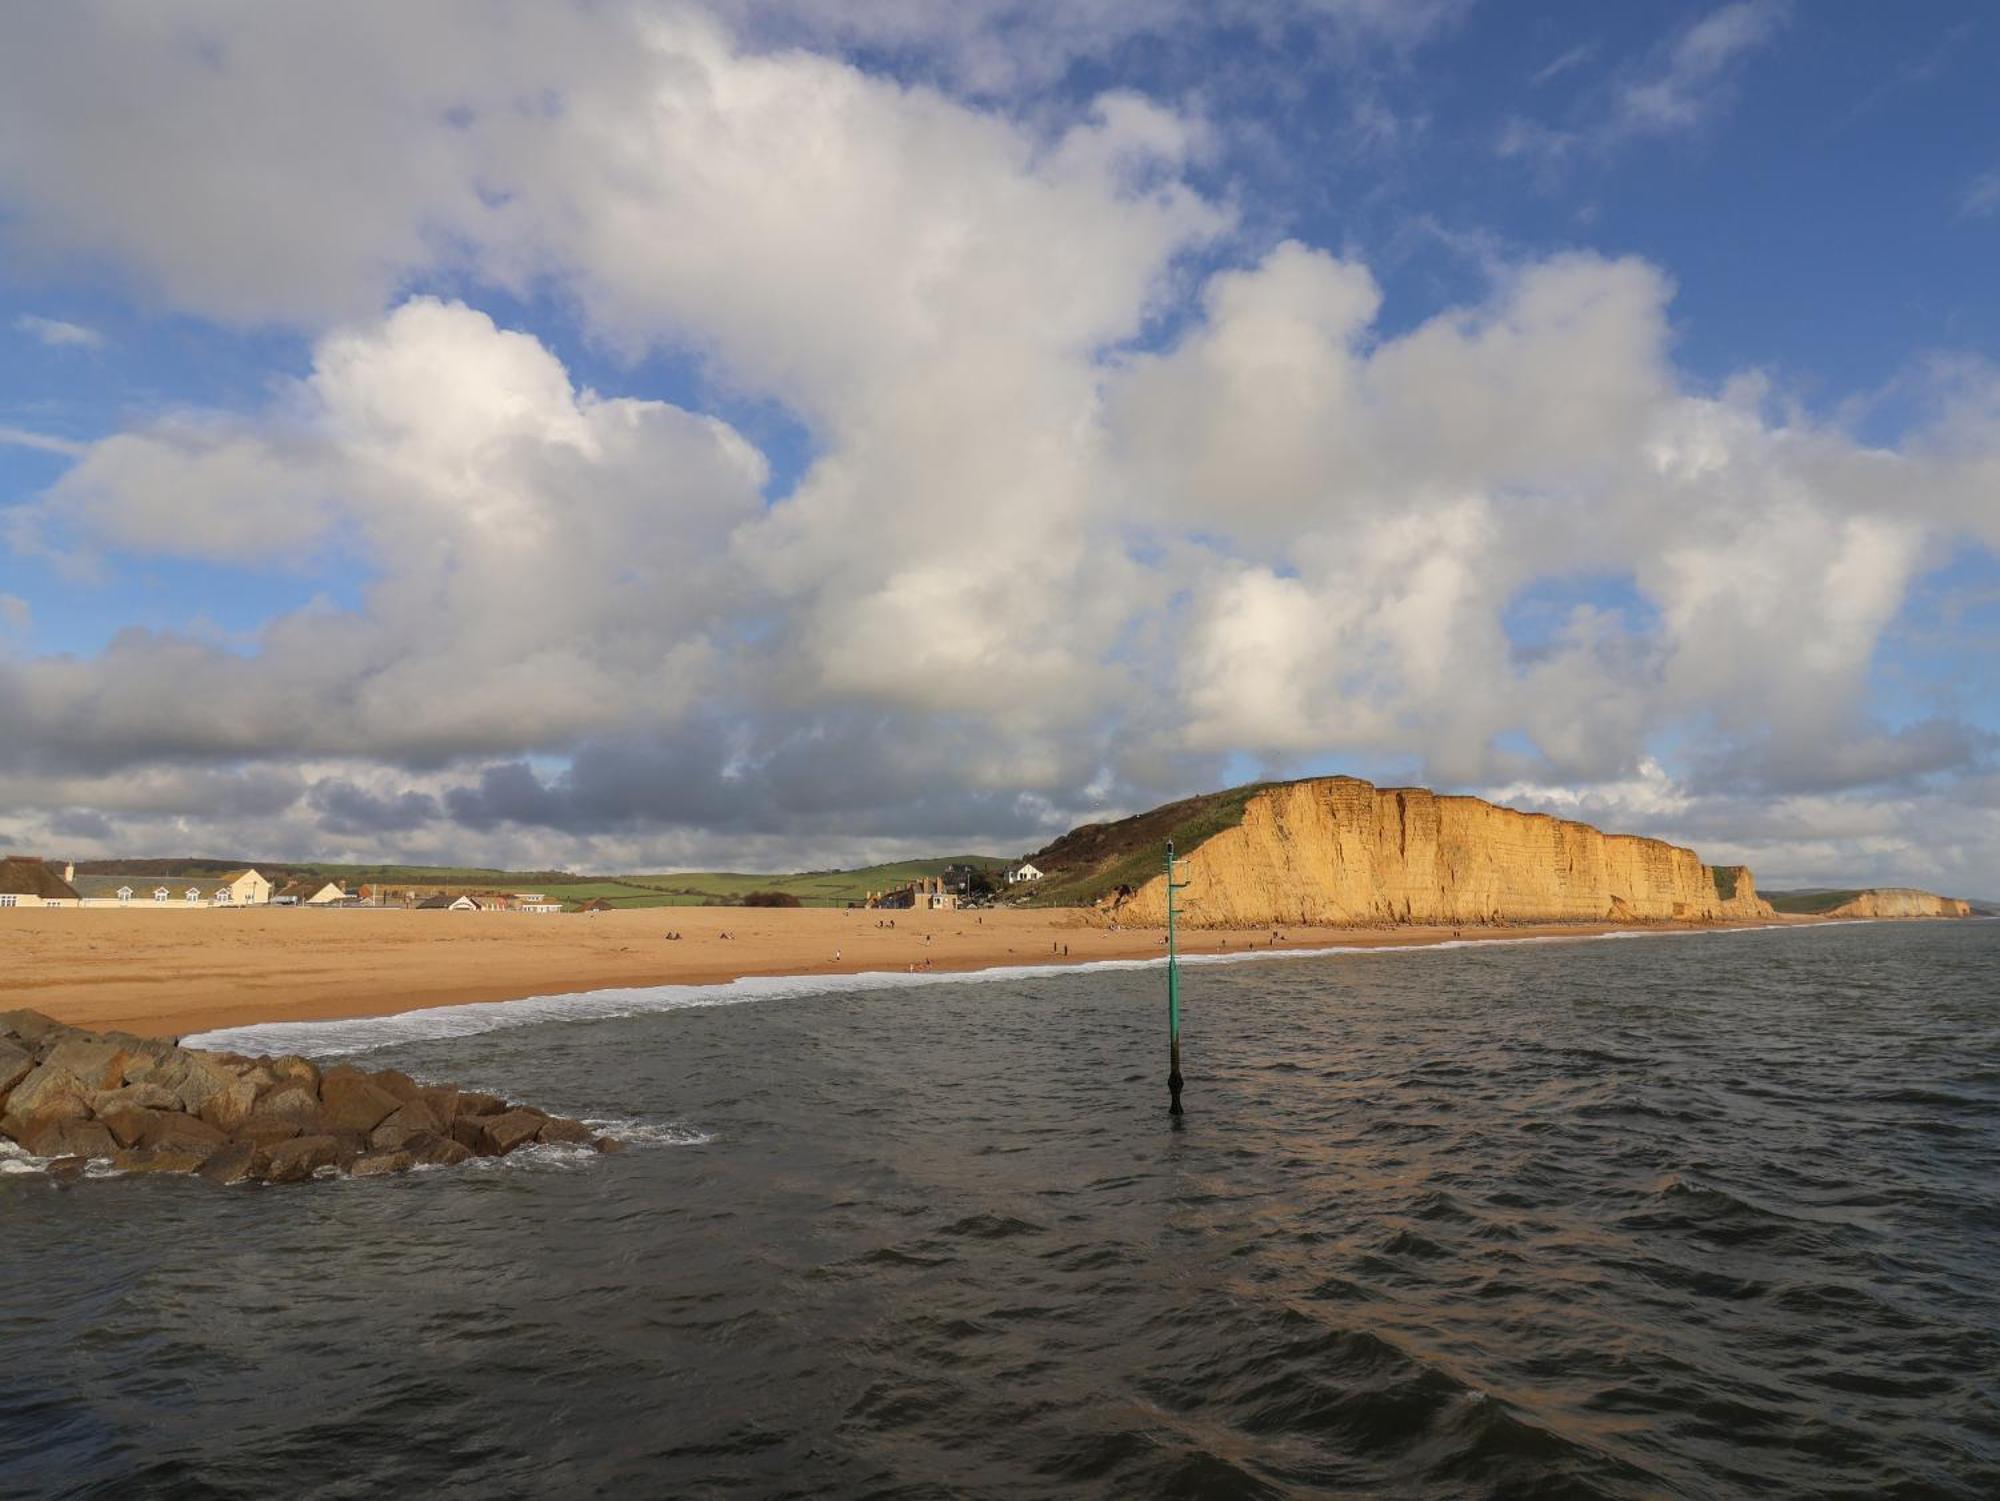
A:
0;0;1996;890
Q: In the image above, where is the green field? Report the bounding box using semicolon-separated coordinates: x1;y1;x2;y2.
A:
536;858;1012;911
71;856;1013;910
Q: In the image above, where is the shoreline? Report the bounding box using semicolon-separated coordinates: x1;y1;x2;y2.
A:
179;918;1856;1058
3;905;1831;1041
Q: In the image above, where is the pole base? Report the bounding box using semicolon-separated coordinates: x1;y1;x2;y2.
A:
1168;1071;1184;1116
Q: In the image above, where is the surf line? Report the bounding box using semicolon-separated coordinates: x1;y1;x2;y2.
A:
183;920;1843;1059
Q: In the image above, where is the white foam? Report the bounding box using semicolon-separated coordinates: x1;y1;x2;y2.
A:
182;920;1825;1058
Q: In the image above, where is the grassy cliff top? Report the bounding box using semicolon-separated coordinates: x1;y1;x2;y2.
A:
1760;888;1867;914
544;857;1012;910
1019;784;1272;908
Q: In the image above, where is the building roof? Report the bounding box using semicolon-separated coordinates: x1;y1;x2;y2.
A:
0;856;81;901
415;894;456;909
70;873;210;898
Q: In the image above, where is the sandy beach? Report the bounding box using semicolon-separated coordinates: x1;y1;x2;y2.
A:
1;905;1806;1038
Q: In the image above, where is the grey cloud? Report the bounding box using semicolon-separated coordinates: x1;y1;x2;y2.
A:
309;779;441;836
47;808;114;841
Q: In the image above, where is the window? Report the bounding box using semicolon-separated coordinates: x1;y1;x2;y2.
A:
216;888;232;904
0;895;17;908
154;888;169;902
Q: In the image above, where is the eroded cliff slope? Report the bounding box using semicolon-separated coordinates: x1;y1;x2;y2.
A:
1823;889;1972;919
1057;777;1774;927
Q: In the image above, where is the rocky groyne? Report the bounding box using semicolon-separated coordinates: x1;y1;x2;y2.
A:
1105;777;1776;928
0;1008;619;1185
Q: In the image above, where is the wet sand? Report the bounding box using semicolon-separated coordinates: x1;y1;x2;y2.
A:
1;904;1807;1038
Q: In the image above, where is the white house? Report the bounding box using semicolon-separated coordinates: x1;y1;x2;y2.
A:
0;856;83;909
213;869;271;905
1006;862;1045;885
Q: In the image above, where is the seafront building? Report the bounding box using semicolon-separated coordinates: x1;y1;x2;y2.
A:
3;862;274;910
0;856;83;908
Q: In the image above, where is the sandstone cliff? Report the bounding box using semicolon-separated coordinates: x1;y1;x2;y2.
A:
1822;888;1972;920
1090;777;1774;927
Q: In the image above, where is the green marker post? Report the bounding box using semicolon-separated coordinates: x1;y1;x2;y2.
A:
1166;839;1191;1116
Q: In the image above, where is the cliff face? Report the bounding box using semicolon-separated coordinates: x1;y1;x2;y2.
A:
1823;889;1972;919
1112;777;1774;927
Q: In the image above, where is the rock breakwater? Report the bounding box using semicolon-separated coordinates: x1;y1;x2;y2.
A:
0;1008;619;1185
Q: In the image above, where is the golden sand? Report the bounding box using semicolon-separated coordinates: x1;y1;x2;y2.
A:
0;904;1812;1039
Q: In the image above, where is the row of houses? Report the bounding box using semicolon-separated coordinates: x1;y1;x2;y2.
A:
0;859;562;912
0;858;271;909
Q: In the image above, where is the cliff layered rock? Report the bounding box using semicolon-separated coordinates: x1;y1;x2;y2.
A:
1108;777;1774;927
1822;888;1973;919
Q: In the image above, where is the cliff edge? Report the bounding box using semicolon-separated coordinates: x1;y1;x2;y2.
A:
1035;776;1775;927
1825;889;1972;919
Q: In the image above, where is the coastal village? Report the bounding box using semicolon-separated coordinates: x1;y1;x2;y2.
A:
0;857;569;912
0;852;1049;914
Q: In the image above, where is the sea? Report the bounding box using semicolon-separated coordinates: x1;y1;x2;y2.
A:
2;920;1995;1499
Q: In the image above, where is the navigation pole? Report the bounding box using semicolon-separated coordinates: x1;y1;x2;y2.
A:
1166;839;1191;1117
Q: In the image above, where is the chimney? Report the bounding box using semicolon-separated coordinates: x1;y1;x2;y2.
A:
64;862;74;883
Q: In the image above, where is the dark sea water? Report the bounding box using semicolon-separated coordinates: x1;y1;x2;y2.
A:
3;921;1997;1500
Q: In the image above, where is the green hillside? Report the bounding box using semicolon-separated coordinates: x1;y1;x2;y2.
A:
545;857;1013;911
71;858;579;888
1019;784;1270;908
66;856;1012;909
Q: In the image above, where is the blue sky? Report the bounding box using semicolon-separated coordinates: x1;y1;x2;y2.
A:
0;1;1995;889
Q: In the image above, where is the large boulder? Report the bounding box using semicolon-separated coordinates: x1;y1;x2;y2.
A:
95;1103;159;1149
237;1081;321;1145
267;1056;320;1091
3;1064;92;1129
318;1067;402;1134
399;1130;473;1168
16;1116;117;1159
196;1074;261;1134
455;1090;507;1118
90;1081;179;1113
0;1039;33;1105
350;1149;414;1178
147;1050;243;1116
474;1110;547;1156
197;1142;262;1185
537;1117;594;1146
370;1069;424;1104
265;1134;339;1184
0;1009;64;1047
137;1111;227;1160
369;1099;442;1151
40;1036;138;1091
